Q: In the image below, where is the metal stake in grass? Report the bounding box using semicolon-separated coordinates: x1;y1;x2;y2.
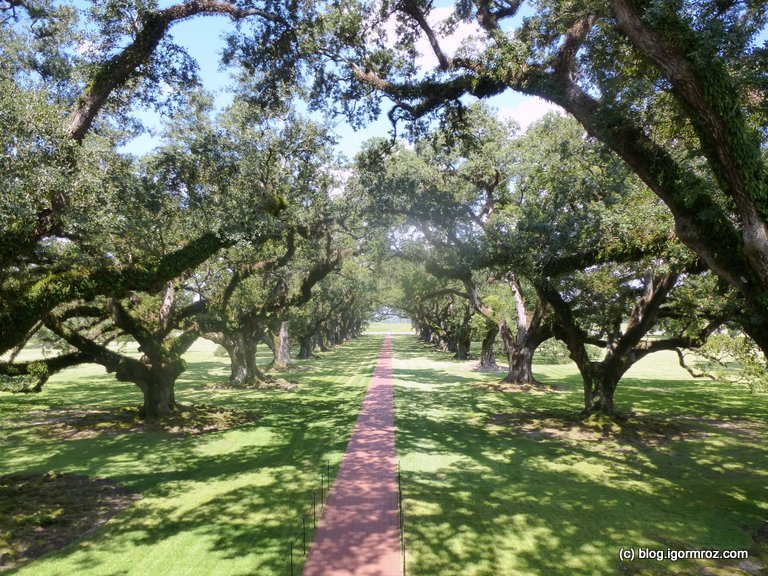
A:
302;513;306;555
312;491;316;528
398;461;406;576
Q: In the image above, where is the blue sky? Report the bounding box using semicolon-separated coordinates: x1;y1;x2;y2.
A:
115;2;768;160
120;3;557;160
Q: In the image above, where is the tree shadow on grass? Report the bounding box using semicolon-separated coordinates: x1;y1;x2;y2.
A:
391;335;768;576
617;376;768;422
175;361;230;387
3;335;385;576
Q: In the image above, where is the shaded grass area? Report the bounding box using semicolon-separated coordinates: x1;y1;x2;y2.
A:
0;335;382;576
29;404;260;440
0;473;139;572
393;336;768;576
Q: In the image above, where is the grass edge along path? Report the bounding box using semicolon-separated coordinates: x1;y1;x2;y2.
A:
302;334;401;576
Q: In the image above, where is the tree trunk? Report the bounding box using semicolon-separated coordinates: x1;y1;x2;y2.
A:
141;365;179;421
455;336;470;360
504;344;537;384
594;373;618;417
571;350;633;418
223;331;263;386
476;323;499;370
582;363;623;418
273;320;291;369
583;370;596;415
318;334;329;352
131;349;190;421
499;321;540;385
298;335;313;359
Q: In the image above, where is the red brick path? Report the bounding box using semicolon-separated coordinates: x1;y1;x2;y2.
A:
302;334;401;576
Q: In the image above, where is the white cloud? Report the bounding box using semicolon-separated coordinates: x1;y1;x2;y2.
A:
498;97;565;132
328;166;351;198
76;39;97;56
413;7;485;69
376;5;485;71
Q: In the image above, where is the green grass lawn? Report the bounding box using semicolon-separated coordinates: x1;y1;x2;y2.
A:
1;336;382;576
365;321;414;334
3;333;767;576
392;335;768;576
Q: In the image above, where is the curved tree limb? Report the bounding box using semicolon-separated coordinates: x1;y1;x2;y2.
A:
68;0;288;141
0;352;93;393
0;231;232;355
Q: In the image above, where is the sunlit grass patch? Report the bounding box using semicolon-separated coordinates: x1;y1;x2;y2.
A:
392;335;768;576
365;321;414;333
0;335;382;575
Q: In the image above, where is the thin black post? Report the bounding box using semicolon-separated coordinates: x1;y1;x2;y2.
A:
398;461;406;576
312;491;317;528
321;470;325;504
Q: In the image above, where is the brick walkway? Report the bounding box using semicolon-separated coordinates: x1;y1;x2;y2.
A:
302;334;401;576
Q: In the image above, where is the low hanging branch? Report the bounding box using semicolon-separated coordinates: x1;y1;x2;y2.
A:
0;352;92;393
0;232;233;355
675;348;717;380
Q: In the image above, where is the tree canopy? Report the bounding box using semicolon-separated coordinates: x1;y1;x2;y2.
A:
2;0;766;421
310;0;768;355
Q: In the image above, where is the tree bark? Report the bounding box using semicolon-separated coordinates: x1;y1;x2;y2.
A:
221;331;264;386
298;336;313;359
140;359;183;420
272;320;292;369
318;334;329;352
499;321;539;384
476;323;499;370
454;335;470;360
579;358;632;418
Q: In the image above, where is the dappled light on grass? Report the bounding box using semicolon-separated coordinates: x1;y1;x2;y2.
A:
486;409;713;447
27;404;260;440
392;336;768;576
0;336;383;575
